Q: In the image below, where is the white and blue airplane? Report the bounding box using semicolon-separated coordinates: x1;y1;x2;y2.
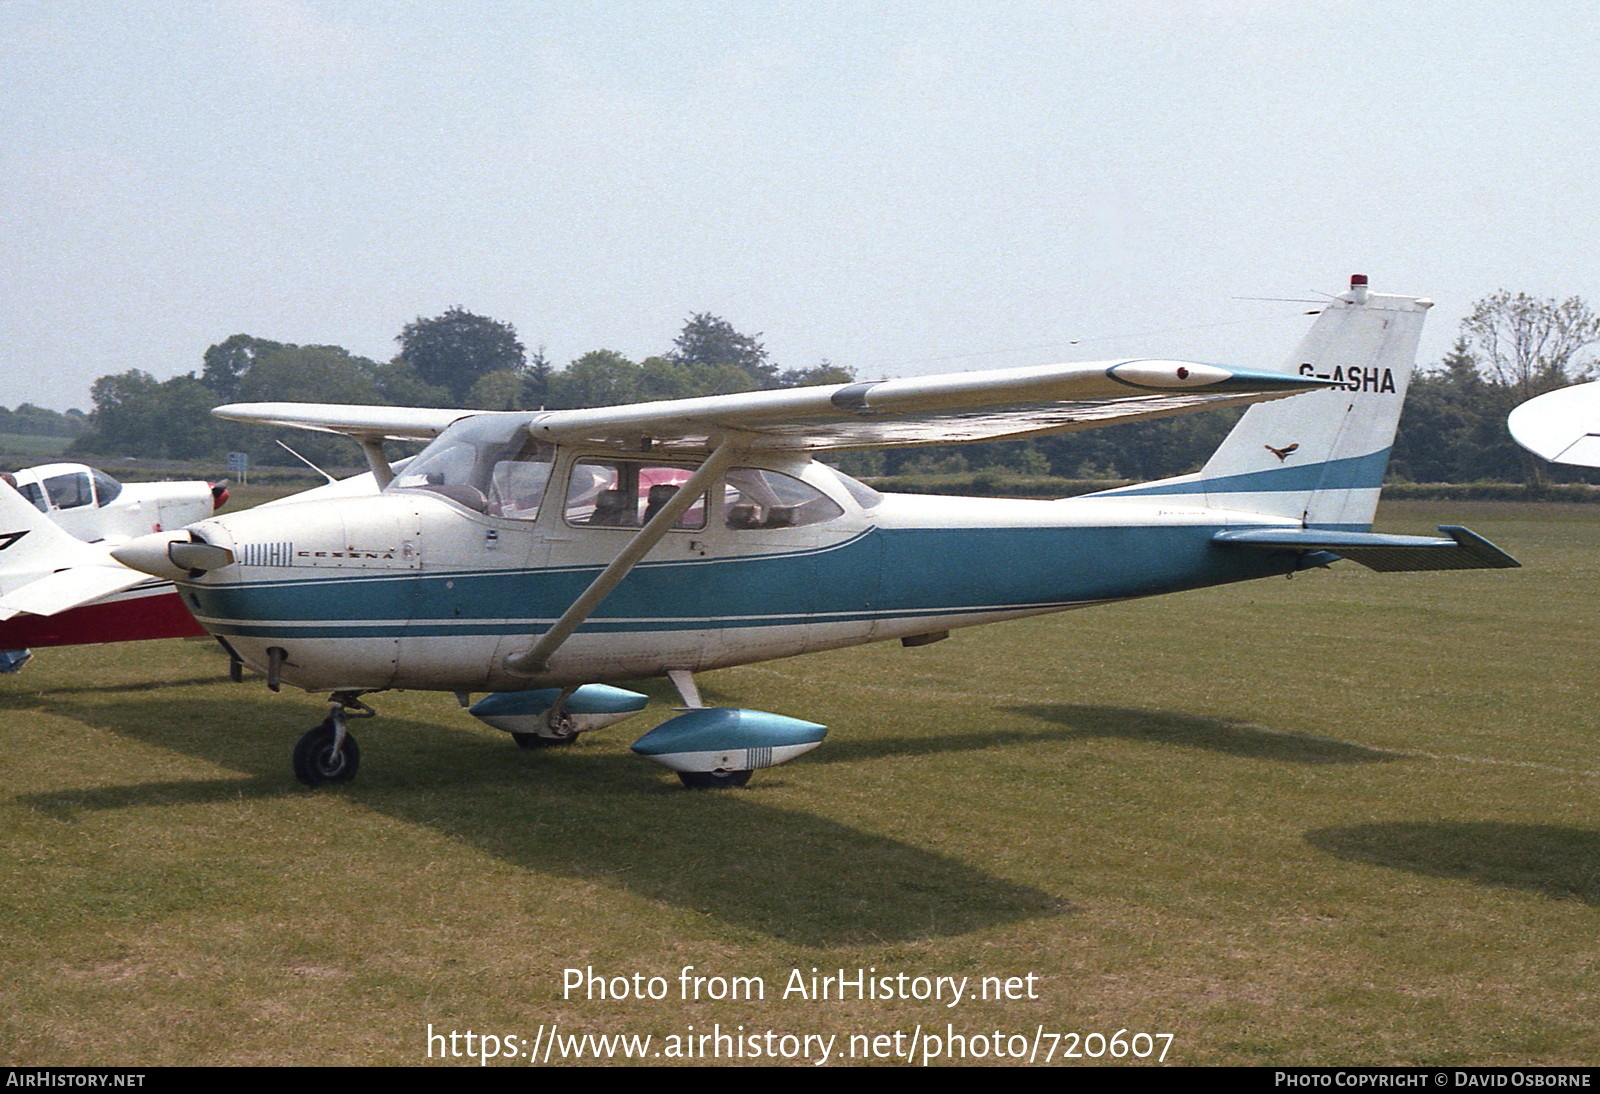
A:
111;277;1518;788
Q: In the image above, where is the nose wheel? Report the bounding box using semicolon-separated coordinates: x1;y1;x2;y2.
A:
292;719;361;785
292;692;374;786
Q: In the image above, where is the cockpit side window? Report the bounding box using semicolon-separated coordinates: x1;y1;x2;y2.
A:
90;469;123;507
487;458;551;520
44;472;93;510
723;468;844;530
564;460;706;530
388;417;553;520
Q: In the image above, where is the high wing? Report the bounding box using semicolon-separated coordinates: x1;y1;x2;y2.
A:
214;358;1331;455
1508;380;1600;468
210;403;468;443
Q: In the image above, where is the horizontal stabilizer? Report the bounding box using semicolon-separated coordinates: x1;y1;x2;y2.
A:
0;566;157;620
1212;525;1520;572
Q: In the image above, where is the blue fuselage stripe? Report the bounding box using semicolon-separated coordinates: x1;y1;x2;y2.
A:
188;523;1295;640
1103;447;1392;498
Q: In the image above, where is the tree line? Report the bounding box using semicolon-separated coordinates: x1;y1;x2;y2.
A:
63;310;847;470
43;292;1600;485
0;403;87;439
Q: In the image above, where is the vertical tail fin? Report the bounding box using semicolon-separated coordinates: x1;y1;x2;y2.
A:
1103;277;1431;530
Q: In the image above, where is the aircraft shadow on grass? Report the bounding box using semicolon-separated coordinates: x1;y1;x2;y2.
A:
0;674;231;700
14;694;1071;947
655;698;1391;769
1305;822;1600;906
1007;704;1404;765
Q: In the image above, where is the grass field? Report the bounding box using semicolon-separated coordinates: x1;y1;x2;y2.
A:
1;500;1596;1066
0;434;72;462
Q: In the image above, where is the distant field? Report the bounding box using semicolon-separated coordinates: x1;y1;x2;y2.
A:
0;433;72;461
0;500;1595;1066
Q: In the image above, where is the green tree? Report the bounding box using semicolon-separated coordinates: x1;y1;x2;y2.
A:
525;345;554;407
201;334;287;401
670;313;778;388
1462;291;1600;402
157;377;228;460
72;370;221;459
778;359;856;387
0;403;88;437
1445;292;1600;486
547;350;643;409
370;359;451;408
629;357;703;402
638;355;753;400
1390;338;1507;483
225;346;387;467
397;307;525;403
237;345;384;405
75;369;161;455
466;369;530;410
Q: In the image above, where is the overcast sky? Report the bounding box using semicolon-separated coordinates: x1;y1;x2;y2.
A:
5;1;1598;411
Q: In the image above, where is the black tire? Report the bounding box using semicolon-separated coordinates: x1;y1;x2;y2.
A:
512;731;577;749
292;719;361;786
678;769;751;790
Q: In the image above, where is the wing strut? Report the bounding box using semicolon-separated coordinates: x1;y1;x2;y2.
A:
358;438;394;489
504;439;740;676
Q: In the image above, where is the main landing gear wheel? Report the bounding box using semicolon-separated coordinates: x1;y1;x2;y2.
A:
678;769;752;790
512;708;579;749
292;718;361;786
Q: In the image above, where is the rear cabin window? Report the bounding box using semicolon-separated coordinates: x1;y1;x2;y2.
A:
723;468;844;530
564;460;706;530
17;483;47;512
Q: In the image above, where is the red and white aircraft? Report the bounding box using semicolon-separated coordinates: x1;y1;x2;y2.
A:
0;464;230;669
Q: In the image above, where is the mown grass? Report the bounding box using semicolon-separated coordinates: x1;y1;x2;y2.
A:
0;500;1595;1066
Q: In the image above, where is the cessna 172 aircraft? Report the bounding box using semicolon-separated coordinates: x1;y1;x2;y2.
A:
110;278;1518;788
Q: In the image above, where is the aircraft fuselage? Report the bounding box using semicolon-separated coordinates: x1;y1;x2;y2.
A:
167;454;1299;694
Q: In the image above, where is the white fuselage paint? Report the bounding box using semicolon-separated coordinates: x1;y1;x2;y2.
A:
174;454;1296;694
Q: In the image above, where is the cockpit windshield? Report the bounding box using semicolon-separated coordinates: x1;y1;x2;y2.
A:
387;416;553;519
818;463;883;509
